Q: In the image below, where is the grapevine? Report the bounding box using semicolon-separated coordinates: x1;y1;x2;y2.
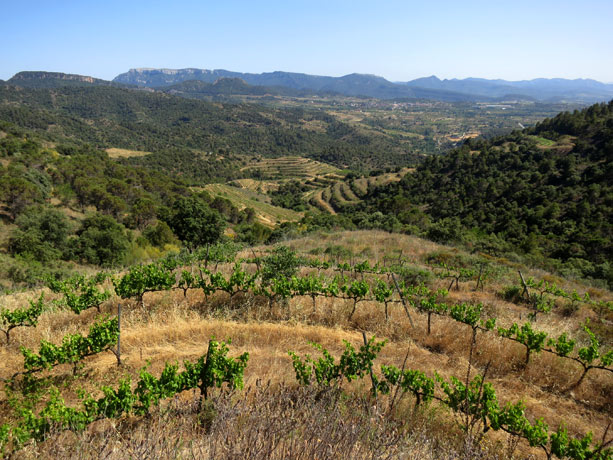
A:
1;294;46;345
112;262;175;303
20;317;119;374
1;339;248;448
289;339;612;460
498;322;548;366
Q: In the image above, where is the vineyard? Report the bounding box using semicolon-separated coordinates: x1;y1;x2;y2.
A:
216;156;410;217
201;183;303;226
304;168;410;214
239;156;343;179
0;231;611;459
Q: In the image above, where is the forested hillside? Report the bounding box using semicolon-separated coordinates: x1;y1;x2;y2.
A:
0;123;274;289
0;83;417;171
358;101;613;286
161;77;319;99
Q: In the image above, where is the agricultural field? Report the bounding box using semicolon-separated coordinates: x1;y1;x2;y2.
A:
305;168;412;213
202;183;303;226
219;155;411;216
0;230;611;459
226;95;582;157
240;156;344;179
105;148;150;158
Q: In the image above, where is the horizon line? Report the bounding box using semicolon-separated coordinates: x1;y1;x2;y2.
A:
4;68;613;85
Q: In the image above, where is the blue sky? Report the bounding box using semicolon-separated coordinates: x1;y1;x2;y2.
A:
2;0;613;82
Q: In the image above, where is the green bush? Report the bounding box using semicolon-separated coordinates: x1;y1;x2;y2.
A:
71;214;130;267
397;266;433;286
142;221;176;247
8;206;71;263
261;246;301;284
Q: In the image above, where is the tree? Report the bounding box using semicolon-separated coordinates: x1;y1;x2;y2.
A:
169;196;224;251
142;221;176;247
72;214;130;266
8;205;71;263
261;246;300;284
129;197;157;230
0;176;43;220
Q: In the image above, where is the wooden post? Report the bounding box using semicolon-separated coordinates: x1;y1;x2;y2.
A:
111;303;121;366
391;273;415;328
518;270;529;300
251;249;261;271
199;339;214;410
362;331;378;398
205;243;210;269
474;265;484;292
116;303;121;365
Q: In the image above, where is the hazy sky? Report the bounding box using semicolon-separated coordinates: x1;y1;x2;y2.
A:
3;0;613;82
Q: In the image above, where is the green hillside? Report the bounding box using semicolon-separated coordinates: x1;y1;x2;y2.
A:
0;123;272;289
355;101;613;286
0;84;417;171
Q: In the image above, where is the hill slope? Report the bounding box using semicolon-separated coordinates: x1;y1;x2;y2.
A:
0;83;417;171
357;100;613;286
0;230;610;459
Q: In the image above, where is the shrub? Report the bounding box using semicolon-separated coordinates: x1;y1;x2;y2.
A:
261;246;301;284
72;214;130;267
500;285;523;303
397;266;433;286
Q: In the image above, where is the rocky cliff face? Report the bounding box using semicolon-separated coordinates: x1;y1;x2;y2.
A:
7;71;114;88
114;68;234;87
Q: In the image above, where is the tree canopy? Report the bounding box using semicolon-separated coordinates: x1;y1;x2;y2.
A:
169;196;225;250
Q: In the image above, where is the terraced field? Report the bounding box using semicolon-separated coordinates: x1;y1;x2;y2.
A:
228;179;281;194
304;188;337;214
202;183;303;226
220;157;411;219
241;156;343;179
306;168;413;213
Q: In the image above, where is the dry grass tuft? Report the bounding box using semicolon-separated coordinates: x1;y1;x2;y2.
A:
20;385;508;460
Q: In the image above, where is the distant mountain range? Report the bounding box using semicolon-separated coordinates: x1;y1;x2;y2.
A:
113;68;613;103
403;75;613;101
5;69;613;103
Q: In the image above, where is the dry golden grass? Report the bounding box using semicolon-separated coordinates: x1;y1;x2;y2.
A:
1;230;611;459
17;385;510;460
105;148;150;158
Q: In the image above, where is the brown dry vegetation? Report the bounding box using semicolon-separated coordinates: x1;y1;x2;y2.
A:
105;148;150;158
17;386;509;460
1;230;611;459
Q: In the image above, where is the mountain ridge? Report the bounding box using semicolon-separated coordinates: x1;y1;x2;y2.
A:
114;68;613;102
7;71;128;89
7;69;613;103
404;75;613;101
